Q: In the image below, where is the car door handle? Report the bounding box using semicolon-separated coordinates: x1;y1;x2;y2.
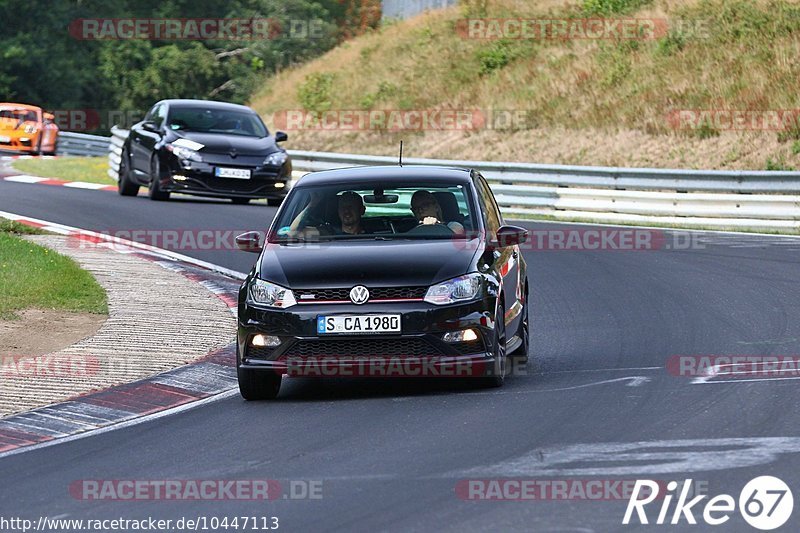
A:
133;137;141;143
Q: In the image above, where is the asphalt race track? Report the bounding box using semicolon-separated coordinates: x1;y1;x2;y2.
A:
3;180;800;531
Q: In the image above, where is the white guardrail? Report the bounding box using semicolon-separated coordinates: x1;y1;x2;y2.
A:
102;126;800;230
57;131;112;157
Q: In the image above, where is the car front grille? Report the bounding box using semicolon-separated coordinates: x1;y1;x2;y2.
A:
282;337;443;358
201;177;274;194
295;286;427;303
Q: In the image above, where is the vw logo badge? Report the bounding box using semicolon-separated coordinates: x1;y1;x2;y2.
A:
350;285;370;305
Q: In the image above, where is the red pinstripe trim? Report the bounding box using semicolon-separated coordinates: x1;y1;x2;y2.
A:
297;298;424;304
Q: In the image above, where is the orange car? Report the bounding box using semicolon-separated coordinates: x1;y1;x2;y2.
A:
0;103;59;155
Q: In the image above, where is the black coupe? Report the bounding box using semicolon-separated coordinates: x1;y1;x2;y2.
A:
118;99;291;204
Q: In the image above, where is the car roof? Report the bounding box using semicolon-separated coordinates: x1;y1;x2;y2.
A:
295;165;474;187
0;103;41;111
156;99;256;113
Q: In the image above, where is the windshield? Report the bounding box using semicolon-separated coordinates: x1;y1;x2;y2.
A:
0;109;37;122
271;181;477;242
166;106;268;137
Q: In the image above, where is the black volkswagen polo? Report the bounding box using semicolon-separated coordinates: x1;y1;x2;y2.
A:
118;99;291;204
235;165;529;400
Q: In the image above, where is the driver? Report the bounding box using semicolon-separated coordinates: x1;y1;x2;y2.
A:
410;190;464;234
333;191;366;235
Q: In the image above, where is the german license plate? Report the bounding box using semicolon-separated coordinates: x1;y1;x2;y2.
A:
215;167;251;179
317;315;401;334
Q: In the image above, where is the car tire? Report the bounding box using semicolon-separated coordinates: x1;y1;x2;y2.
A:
148;155;170;201
231;197;250;205
509;285;529;364
117;148;140;197
480;307;507;388
237;366;282;400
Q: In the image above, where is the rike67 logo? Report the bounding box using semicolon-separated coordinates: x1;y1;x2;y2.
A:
623;476;793;530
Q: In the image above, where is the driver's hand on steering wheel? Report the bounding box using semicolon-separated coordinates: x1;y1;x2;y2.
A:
421;216;440;225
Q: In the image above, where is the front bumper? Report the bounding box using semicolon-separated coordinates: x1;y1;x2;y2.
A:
162;160;290;199
0;133;36;152
237;298;499;378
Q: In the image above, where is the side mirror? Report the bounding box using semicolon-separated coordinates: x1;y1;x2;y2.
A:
235;231;263;253
142;120;160;132
275;131;288;143
495;225;528;248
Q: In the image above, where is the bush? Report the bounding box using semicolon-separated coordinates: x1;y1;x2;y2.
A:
360;81;398;108
655;32;687;56
476;40;515;75
297;73;336;114
583;0;652;16
766;156;795;171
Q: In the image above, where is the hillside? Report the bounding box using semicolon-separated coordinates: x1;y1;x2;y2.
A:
250;0;800;170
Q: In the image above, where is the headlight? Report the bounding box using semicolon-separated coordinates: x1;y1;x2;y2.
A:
167;144;202;162
424;273;483;305
23;124;37;134
264;151;287;166
247;278;297;309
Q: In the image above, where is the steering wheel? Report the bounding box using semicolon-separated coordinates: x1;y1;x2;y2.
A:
407;221;454;236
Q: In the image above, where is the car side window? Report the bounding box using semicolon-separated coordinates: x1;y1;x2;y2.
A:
475;175;502;235
148;104;165;126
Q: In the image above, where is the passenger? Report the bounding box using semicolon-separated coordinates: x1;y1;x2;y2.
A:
410;190;465;235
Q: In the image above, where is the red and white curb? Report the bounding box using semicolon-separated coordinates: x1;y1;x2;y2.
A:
3;174;117;191
1;167;303;194
0;212;247;458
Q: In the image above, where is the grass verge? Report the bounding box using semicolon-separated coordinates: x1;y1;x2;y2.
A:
12;156;115;186
0;219;108;320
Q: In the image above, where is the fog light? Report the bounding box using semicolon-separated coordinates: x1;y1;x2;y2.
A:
443;329;479;343
252;334;280;347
